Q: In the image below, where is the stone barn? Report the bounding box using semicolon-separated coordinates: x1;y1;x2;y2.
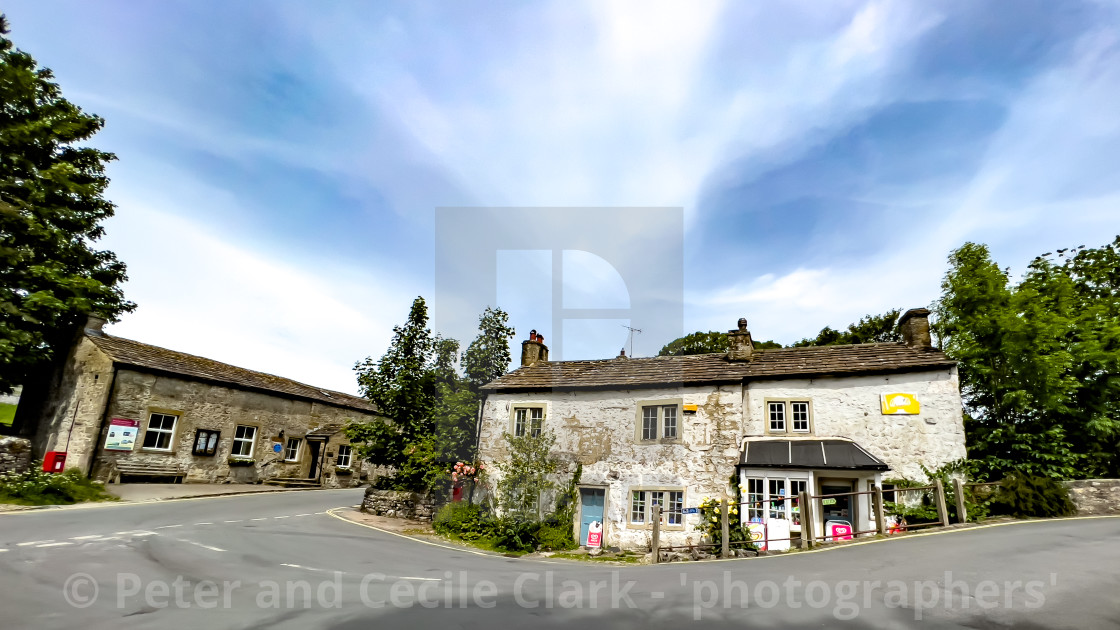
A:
20;317;385;487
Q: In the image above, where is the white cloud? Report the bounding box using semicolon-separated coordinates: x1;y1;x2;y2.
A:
99;206;412;395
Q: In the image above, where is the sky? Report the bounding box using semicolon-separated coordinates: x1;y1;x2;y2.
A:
4;0;1120;394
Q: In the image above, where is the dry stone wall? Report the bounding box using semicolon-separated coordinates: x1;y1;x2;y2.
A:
1064;479;1120;515
0;437;31;474
361;488;440;521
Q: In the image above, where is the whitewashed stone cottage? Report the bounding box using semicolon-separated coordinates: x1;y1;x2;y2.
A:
478;309;966;549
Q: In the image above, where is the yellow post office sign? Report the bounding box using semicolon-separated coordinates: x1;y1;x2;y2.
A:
881;393;920;415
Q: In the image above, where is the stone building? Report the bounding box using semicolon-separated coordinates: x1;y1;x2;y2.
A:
478;309;966;550
22;317;384;487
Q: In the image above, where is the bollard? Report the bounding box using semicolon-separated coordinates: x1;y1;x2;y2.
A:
800;490;815;548
721;495;730;559
651;503;661;564
953;478;968;524
874;485;886;536
934;479;950;528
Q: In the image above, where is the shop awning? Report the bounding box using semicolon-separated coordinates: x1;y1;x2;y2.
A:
739;439;888;471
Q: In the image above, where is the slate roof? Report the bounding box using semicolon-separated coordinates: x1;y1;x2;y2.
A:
740;439;889;471
87;333;378;414
481;343;955;391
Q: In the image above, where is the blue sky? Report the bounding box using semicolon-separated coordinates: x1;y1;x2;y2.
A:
5;1;1119;393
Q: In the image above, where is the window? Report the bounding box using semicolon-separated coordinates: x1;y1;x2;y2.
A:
667;491;684;525
642;407;658;440
514;407;543;437
768;402;785;432
630;489;686;527
663;406;677;439
743;474;810;527
631;490;646;523
192;429;220;456
232;425;256;457
746;477;765;521
284;438;301;462
142;413;177;451
766;400;813;434
639;404;681;441
791;402;810;432
336;445;352;469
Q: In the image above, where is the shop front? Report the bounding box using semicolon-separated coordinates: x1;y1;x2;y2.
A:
738;439;889;549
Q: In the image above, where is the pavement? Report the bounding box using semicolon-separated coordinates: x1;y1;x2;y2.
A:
104;483;319;502
1;489;1118;629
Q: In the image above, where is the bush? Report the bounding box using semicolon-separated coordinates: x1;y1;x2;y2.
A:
989;475;1076;518
0;466;117;505
433;501;491;540
536;514;577;551
490;517;541;552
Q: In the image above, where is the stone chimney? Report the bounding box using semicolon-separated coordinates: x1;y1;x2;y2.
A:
727;317;754;361
520;329;549;367
618;348;627;359
898;308;932;349
84;315;106;337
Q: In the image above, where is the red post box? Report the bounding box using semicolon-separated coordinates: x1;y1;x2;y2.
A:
43;451;67;473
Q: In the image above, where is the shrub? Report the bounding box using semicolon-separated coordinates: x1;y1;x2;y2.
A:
989;475;1076;518
432;501;490;540
0;466;117;505
490;517;540;552
695;497;755;549
536;514;576;551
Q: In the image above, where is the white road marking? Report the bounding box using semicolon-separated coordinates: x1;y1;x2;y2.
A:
195;522;213;526
70;535;102;540
224;520;242;523
399;577;441;582
175;539;225;552
17;540;54;546
0;549;8;553
273;516;290;519
250;518;267;521
155;524;182;529
37;542;74;548
131;532;157;537
295;513;313;517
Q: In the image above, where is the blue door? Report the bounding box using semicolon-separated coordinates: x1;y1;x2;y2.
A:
579;488;605;546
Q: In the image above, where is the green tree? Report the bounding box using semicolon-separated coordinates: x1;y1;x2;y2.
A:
348;297;439;488
792;309;902;347
461;306;515;389
0;16;133;394
936;239;1120;479
496;429;559;518
658;331;781;356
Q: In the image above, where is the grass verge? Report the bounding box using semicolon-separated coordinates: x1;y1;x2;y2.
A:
0;467;118;505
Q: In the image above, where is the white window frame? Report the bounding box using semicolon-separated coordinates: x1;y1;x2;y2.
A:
637;403;682;442
142;413;177;451
629;487;686;529
765;400;813;434
284;438;301;462
741;471;811;532
336;444;353;469
513;406;544;437
232;425;257;457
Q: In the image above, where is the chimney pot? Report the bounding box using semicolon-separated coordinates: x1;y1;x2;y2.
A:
898;308;932;349
520;329;549;367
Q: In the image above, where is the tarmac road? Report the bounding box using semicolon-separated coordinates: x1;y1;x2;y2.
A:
1;489;1118;629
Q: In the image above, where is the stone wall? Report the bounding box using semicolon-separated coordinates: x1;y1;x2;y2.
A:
361;488;440;521
1064;479;1120;516
0;436;31;474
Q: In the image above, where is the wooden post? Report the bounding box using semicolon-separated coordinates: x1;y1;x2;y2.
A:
953;478;968;524
650;503;661;563
801;488;819;547
874;485;886;536
798;490;812;549
934;479;950;527
720;495;730;559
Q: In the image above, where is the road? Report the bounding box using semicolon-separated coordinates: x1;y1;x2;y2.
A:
1;489;1118;629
